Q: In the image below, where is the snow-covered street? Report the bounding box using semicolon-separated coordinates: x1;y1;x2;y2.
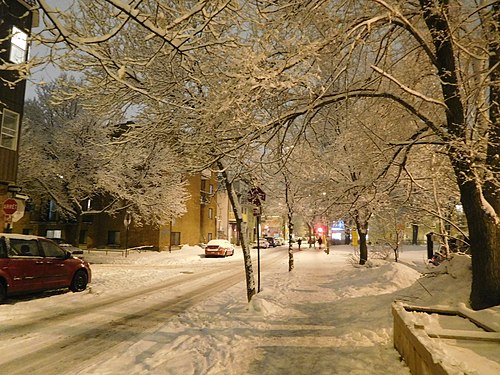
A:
0;244;498;374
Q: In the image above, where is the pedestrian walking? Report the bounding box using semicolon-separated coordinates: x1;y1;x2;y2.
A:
297;238;302;250
318;236;323;249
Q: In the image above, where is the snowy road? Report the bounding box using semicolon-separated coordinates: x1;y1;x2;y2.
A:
2;245;495;374
0;248;285;375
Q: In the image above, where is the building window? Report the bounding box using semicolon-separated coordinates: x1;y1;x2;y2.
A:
171;232;180;246
46;229;62;239
84;198;91;211
48;200;57;221
0;109;20;150
108;231;120;245
207;233;213;241
209;184;214;194
10;26;28;64
208;208;213;219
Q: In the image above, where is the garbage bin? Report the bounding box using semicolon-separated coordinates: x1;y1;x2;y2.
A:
449;238;457;252
426;232;434;260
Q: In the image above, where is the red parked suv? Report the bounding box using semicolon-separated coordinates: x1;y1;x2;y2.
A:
0;233;92;302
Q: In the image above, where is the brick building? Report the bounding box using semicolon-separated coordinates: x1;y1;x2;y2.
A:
0;0;37;230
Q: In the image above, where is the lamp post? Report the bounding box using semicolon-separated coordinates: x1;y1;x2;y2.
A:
248;187;265;293
257;210;261;292
123;212;132;257
169;220;173;253
325;220;330;254
253;206;262;292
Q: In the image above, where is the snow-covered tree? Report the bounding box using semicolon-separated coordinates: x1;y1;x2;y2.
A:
32;1;499;309
332;1;500;309
236;0;500;309
18;76;188;244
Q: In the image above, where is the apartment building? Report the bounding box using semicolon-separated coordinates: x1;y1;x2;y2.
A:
13;171;219;250
0;0;37;231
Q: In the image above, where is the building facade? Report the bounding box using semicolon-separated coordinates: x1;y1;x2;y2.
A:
0;0;37;231
12;171;219;250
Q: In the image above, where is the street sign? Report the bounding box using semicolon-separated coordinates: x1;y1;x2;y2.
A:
248;187;266;206
11;199;25;222
7;185;22;193
3;198;18;215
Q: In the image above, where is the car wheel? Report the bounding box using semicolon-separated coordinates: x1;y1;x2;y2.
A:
0;282;6;303
70;269;88;292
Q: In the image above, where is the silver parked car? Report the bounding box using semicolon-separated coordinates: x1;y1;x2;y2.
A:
252;238;270;249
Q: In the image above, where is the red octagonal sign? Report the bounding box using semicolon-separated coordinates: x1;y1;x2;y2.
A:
3;198;18;215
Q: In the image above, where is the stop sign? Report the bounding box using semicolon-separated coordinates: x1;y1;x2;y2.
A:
3;198;18;215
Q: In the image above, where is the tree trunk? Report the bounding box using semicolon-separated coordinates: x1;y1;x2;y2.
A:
287;219;294;272
284;174;294;271
218;162;256;302
485;2;500;214
358;231;368;265
465;1;500;309
354;212;369;265
73;214;83;247
419;0;500;309
459;182;500;309
307;223;313;247
66;208;82;246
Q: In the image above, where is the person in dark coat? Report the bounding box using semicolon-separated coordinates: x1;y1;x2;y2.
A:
317;236;323;249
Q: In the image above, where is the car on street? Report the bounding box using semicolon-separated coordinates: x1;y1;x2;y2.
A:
0;233;92;302
47;238;84;255
252;238;270;249
204;239;235;258
274;237;285;246
265;236;278;247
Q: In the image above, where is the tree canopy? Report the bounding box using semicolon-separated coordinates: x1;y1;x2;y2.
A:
22;0;500;309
